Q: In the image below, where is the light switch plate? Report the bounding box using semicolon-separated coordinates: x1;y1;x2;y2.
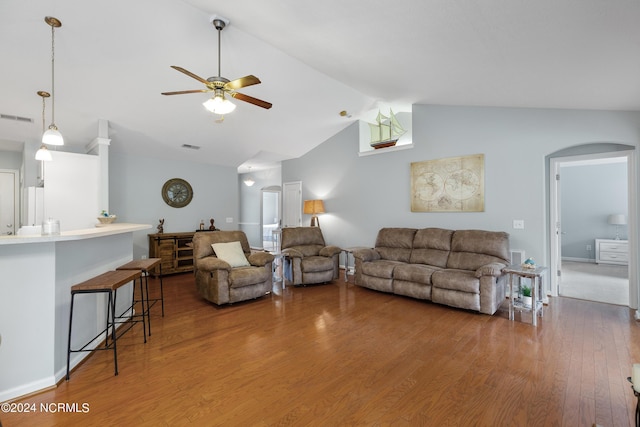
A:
513;220;525;229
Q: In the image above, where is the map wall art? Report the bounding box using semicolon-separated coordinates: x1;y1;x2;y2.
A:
410;154;485;212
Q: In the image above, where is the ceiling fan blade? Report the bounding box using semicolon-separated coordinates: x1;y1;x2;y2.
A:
161;89;211;96
224;75;261;91
170;66;209;85
231;92;272;109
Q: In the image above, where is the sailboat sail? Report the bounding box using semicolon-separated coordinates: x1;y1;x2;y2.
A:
367;109;406;149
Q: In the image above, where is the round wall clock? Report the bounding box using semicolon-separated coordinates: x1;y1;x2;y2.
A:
162;178;193;208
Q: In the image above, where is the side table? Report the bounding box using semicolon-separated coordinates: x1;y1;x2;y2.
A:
502;264;547;326
342;247;369;282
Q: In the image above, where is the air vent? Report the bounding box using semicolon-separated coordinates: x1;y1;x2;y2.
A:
1;114;34;123
181;144;200;150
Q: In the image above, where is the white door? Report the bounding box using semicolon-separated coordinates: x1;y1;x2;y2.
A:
282;181;302;228
0;170;18;236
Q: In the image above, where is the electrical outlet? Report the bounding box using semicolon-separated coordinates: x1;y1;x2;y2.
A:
513;220;525;229
586;245;591;251
226;217;233;223
141;255;147;259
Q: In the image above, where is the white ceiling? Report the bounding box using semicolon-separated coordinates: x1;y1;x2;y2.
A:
2;0;640;171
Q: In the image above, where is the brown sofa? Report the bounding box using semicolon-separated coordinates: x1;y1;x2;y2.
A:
281;227;342;286
352;228;510;314
192;231;274;305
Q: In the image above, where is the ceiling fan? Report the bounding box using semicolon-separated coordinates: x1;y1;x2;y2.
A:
161;16;272;115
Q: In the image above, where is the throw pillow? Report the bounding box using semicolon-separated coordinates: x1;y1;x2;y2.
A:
211;241;250;267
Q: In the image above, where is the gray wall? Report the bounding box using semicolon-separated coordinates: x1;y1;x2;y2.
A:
282;104;640;267
561;162;628;260
110;152;239;259
0;151;21;169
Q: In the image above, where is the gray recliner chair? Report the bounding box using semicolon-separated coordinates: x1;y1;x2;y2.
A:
281;227;341;286
192;231;274;305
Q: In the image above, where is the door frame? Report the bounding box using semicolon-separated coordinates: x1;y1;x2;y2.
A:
0;169;19;236
549;150;637;310
261;185;281;251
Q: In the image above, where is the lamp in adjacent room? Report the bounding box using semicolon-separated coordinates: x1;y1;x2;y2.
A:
303;199;325;227
35;91;53;162
607;214;626;240
42;16;64;146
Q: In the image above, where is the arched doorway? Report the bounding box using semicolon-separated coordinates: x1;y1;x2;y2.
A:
547;143;637;311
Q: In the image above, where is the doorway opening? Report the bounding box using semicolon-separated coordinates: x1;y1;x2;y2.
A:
261;186;281;251
548;145;637;309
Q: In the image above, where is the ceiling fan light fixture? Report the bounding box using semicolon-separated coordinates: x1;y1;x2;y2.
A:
203;92;236;115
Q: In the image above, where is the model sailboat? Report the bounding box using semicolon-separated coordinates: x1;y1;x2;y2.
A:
368;109;406;149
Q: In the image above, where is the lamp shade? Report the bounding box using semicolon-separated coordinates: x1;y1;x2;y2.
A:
35;145;52;161
303;199;325;215
42;126;63;146
607;214;626;225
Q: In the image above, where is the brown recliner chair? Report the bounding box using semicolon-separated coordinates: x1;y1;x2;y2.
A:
192;231;274;305
281;227;342;286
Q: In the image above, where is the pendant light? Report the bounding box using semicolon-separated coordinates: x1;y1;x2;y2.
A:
35;91;53;162
42;16;63;146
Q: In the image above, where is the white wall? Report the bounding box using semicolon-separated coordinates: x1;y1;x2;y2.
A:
44;151;100;231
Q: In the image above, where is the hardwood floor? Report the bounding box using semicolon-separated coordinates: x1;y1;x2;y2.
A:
2;272;639;426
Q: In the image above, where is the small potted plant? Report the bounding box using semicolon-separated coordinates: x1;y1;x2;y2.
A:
521;284;532;307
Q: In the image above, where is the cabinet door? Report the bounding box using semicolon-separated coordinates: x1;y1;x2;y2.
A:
157;238;176;272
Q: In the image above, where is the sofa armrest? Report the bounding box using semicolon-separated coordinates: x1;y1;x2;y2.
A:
319;245;342;257
352;248;380;262
196;256;231;271
475;262;507;278
282;248;303;258
248;251;274;266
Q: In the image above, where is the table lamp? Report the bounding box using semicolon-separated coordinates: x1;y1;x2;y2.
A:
303;199;325;227
607;214;626;240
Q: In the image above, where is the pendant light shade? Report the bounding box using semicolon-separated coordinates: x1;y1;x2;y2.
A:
35;90;53;161
35;145;53;161
43;16;63;146
42;126;63;145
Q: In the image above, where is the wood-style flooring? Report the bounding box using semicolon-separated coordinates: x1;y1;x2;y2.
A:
2;272;639;426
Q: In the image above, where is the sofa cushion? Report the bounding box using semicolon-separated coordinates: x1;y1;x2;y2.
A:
287;244;324;257
361;259;405;279
394;263;440;285
447;230;510;271
409;228;454;268
282;227;326;248
229;266;270;288
374;228;417;262
301;255;335;273
432;269;480;294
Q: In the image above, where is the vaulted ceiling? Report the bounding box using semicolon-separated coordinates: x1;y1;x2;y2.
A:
2;0;640;171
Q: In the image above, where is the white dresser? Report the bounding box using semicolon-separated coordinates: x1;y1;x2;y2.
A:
595;239;628;265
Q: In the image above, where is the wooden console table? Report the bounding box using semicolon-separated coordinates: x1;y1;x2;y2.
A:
148;232;195;276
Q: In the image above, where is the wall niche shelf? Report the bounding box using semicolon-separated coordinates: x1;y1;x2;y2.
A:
358;143;414;157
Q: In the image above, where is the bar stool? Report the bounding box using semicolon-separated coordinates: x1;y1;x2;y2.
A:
66;269;142;380
116;258;163;337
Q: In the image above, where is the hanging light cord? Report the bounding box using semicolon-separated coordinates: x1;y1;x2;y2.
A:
50;22;56;127
42;94;46;132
